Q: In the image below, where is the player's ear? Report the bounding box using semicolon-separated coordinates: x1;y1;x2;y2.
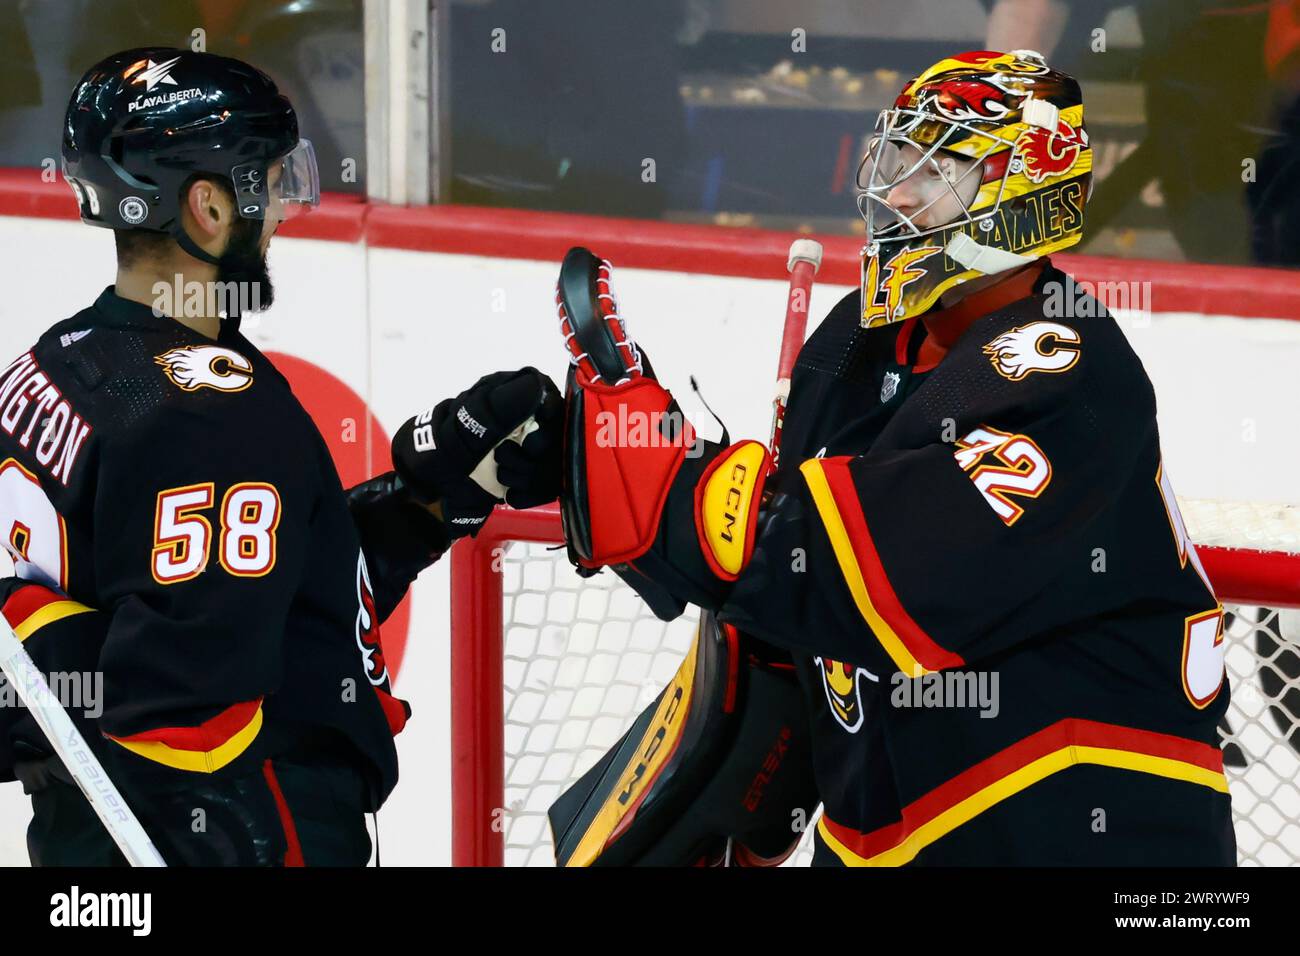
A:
182;177;233;242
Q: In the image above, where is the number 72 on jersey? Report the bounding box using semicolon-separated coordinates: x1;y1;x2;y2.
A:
950;430;1225;710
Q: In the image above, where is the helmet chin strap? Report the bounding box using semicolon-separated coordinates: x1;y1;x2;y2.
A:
171;222;222;267
168;222;243;331
945;232;1036;275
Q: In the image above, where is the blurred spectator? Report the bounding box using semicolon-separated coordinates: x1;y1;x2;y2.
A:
985;0;1069;56
0;0;40;110
1247;0;1300;264
984;0;1270;265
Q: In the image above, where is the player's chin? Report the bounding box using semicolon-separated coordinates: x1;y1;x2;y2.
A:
251;271;275;311
216;258;275;312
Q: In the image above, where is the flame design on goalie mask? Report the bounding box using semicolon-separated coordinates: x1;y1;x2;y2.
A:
856;49;1092;327
1015;117;1089;185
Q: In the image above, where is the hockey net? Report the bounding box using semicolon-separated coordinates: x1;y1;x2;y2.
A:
450;498;1300;867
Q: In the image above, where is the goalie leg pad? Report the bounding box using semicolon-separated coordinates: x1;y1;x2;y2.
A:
547;612;818;866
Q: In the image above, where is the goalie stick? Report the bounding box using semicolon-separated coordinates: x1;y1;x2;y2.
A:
707;236;822;868
0;619;166;866
718;237;823;867
770;239;823;468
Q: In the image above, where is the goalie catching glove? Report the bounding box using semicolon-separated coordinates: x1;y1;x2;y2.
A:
392;366;564;540
557;247;771;615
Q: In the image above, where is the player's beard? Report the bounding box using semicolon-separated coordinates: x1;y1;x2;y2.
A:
217;215;274;313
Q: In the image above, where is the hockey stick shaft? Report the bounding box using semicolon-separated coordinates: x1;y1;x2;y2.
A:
0;621;166;866
769;239;823;462
721;238;824;869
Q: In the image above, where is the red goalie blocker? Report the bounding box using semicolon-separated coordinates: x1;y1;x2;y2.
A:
556;247;771;597
557;246;695;570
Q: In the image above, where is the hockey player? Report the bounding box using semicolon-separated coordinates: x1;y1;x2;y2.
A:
549;50;1236;866
0;48;561;866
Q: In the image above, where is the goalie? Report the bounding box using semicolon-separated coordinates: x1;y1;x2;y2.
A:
548;50;1236;866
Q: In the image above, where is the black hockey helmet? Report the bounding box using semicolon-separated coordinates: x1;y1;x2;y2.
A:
61;47;318;263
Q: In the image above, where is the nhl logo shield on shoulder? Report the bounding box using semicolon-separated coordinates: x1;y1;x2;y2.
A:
881;371;901;402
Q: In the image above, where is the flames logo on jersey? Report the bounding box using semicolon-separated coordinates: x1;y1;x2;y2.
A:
155;346;254;393
815;655;876;733
355;552;389;688
983;321;1081;381
1014;115;1088;184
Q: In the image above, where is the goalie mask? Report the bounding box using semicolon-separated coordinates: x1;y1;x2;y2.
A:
856;49;1091;327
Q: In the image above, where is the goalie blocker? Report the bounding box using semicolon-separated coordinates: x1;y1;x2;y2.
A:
557;248;768;613
551;248;812;865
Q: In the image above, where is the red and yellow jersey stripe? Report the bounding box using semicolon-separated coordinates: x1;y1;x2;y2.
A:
817;718;1228;866
1;583;94;641
2;582;265;773
800;456;963;674
106;697;264;773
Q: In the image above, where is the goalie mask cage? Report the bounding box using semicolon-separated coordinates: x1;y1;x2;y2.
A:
451;500;1300;867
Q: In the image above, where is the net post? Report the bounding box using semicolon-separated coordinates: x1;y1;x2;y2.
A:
451;503;567;865
450;510;508;866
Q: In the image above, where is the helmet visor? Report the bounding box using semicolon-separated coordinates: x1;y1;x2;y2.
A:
231;138;319;222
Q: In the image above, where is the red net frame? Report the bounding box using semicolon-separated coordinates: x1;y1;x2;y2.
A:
450;504;564;867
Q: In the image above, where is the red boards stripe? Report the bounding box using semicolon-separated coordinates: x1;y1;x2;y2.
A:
2;167;1298;319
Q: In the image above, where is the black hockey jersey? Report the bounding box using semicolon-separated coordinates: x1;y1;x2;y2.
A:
718;261;1236;865
0;288;406;807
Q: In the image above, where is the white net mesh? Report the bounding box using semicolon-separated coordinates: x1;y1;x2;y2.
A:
491;525;1300;868
1220;605;1300;865
499;543;700;867
1182;498;1300;553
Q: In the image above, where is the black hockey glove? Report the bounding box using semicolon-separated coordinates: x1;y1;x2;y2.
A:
346;471;451;622
392;367;563;539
